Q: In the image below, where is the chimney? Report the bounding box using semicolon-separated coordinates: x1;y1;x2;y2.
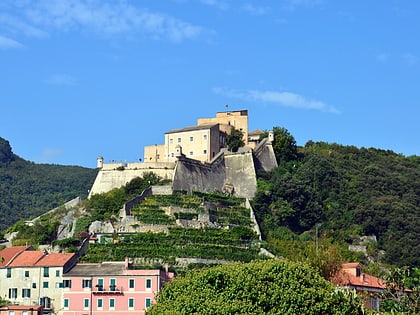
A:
164;263;169;274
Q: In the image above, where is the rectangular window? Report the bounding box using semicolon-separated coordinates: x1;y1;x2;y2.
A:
203;150;207;154
128;298;134;308
189;151;193;156
8;288;17;299
43;267;49;277
146;278;152;289
109;298;115;308
43;282;49;288
8;311;15;315
189;136;194;141
84;298;89;308
6;268;11;278
169;138;173;144
63;299;69;308
56;270;60;277
203;134;208;140
97;298;103;308
82;279;92;288
63;280;72;288
145;298;152;308
22;312;28;315
32;283;36;289
25;270;29;277
109;278;116;291
55;282;63;288
22;288;31;298
171;153;174;158
177;138;181;143
129;279;135;289
96;278;104;291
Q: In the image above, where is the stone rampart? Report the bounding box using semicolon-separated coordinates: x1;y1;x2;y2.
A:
89;163;175;197
89;138;277;199
224;150;257;199
253;138;278;172
172;153;226;195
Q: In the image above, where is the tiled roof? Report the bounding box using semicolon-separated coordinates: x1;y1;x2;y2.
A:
248;129;265;136
35;253;76;267
0;245;31;267
332;263;386;291
166;124;219;134
7;250;45;267
64;262;162;277
342;262;361;269
0;305;43;311
6;250;75;267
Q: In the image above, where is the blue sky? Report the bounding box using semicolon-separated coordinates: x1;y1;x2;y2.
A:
0;0;419;168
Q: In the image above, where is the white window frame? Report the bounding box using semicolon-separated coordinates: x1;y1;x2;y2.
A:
145;297;152;308
128;298;135;309
109;298;115;310
83;298;90;310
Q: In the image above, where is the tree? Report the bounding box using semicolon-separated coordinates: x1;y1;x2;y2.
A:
266;127;299;164
147;259;365;315
380;266;420;314
226;127;245;152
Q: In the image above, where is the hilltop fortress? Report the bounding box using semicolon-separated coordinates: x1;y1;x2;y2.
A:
89;110;277;199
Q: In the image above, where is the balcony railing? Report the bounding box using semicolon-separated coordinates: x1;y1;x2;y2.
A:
93;285;123;295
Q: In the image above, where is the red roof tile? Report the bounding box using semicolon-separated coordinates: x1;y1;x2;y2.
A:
35;253;75;267
0;246;31;267
7;250;45;267
332;262;386;291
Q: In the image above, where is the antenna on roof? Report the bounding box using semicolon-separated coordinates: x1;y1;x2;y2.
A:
225;104;229;111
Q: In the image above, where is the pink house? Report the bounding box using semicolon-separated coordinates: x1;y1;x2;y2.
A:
62;260;174;315
0;304;44;315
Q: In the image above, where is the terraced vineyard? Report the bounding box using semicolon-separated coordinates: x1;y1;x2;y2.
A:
80;191;263;266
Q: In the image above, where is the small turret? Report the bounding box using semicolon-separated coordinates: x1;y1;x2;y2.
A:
97;156;104;169
268;130;274;143
175;145;183;158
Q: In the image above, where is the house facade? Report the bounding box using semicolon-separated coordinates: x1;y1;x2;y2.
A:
0;304;44;315
62;261;174;315
144;110;255;163
0;247;77;315
333;262;386;312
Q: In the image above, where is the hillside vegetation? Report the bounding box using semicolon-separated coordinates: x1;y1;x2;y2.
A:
0;137;97;231
80;189;262;267
253;128;420;267
1;129;419;270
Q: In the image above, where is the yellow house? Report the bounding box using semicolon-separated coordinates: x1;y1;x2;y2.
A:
144;124;226;163
144;110;251;163
197;109;249;144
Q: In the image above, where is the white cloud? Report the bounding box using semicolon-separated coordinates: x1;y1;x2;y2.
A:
3;0;204;43
376;53;389;63
0;13;48;38
0;35;24;49
200;0;229;10
45;74;77;86
213;87;339;113
285;0;325;10
402;53;418;66
241;4;268;16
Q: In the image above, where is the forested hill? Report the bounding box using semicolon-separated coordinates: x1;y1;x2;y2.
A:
252;128;420;268
0;137;98;231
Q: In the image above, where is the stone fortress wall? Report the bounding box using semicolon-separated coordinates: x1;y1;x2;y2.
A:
88;110;278;199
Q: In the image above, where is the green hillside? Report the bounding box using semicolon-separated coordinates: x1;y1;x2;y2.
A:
1;128;419;270
80;191;262;267
253;128;420;267
0;137;98;231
